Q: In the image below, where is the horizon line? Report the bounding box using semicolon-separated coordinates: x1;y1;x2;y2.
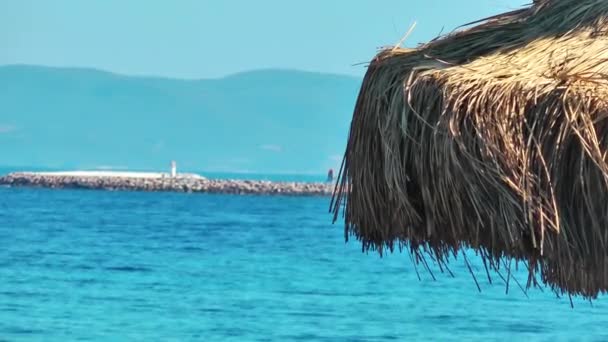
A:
0;165;336;177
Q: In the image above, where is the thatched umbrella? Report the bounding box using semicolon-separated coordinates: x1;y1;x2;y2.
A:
331;0;608;299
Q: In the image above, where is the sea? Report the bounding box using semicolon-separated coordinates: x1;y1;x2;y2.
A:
0;167;607;341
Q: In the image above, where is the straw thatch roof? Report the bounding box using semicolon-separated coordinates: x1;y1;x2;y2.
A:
331;0;608;299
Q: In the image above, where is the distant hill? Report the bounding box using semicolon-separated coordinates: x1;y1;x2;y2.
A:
0;65;360;174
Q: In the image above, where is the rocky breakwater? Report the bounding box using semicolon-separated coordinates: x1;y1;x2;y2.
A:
0;172;334;197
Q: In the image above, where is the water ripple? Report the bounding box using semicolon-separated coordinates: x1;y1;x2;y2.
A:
0;186;604;340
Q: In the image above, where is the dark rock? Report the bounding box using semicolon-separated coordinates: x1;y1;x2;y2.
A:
0;173;334;197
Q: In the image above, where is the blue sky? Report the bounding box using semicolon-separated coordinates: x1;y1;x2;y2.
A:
2;0;529;79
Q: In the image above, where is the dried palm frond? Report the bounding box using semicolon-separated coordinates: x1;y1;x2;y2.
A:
331;0;608;299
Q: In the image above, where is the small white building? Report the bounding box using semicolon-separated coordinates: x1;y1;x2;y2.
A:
171;161;177;178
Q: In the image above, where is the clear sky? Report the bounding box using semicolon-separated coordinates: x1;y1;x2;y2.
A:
2;0;528;79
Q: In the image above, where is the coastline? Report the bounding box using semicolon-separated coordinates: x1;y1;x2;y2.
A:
0;172;334;197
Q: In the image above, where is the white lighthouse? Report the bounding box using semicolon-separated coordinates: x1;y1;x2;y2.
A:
170;160;177;178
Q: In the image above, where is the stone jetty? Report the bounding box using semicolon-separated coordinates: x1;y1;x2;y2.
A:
0;172;334;197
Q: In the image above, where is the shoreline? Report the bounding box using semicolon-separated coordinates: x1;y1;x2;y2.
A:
0;172;334;197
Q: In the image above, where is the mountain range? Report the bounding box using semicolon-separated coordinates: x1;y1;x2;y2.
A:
0;65;361;174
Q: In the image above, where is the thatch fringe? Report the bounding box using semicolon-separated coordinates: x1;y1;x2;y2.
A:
331;0;608;299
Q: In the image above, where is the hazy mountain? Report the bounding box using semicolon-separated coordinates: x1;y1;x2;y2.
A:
0;65;360;174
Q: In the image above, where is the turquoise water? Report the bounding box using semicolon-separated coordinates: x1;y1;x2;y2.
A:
1;185;607;341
